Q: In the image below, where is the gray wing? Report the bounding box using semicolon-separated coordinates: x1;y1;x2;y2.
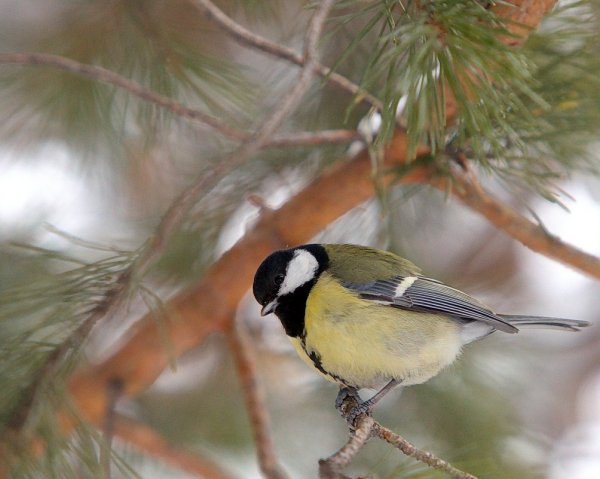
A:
343;275;517;333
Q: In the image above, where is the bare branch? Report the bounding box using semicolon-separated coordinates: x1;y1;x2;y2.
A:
322;394;478;479
372;423;477;479
113;415;237;479
226;320;288;479
192;0;383;111
439;171;600;281
319;415;374;479
493;0;558;46
268;130;362;147
246;0;335;148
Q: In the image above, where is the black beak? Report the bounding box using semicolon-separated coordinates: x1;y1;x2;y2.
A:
261;299;278;316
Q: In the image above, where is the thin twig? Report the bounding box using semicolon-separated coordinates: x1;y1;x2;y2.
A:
268;129;361;147
113;415;237;479
226;319;288;479
373;423;477;479
319;415;374;479
322;394;477;479
192;0;383;111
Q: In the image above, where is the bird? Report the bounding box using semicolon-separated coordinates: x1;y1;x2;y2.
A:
252;243;589;421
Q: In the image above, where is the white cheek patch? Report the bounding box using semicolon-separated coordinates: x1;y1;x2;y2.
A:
394;276;418;297
279;249;319;296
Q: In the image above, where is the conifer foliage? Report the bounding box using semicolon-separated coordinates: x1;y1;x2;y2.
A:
1;1;599;478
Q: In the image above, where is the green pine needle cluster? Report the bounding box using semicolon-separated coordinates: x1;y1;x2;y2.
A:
0;239;136;436
0;0;257;155
331;0;600;196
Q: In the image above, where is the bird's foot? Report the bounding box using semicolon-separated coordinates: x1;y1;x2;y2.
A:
335;386;360;414
335;387;371;430
335;380;401;430
345;401;374;431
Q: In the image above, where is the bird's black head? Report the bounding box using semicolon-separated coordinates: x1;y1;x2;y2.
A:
252;244;328;337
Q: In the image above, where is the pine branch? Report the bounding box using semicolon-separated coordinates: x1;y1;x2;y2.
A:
4;266;131;440
2;0;336;467
0;52;247;141
226;320;288;479
0;53;359;149
3;1;597;474
440;0;560;122
61;127;600;453
192;0;384;112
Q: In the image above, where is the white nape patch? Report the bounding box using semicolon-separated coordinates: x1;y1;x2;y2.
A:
394;276;418;297
278;249;319;296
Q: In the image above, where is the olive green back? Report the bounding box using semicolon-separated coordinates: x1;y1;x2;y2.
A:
323;244;421;283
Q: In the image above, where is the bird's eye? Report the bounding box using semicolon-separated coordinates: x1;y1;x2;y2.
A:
274;274;284;286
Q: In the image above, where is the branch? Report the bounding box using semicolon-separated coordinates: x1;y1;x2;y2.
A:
3;0;336;460
63;121;600;437
438;0;559;124
0;53;361;150
318;415;374;479
6;0;594;471
440;171;600;281
113;415;237;479
192;0;384;112
493;0;558;46
320;394;477;479
372;423;477;479
4;270;130;439
267;129;361;148
100;379;123;479
0;52;247;141
225;320;288;479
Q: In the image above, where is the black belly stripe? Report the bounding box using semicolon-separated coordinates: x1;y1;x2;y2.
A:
303;344;355;388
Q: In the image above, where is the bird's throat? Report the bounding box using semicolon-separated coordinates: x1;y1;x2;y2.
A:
274;281;314;338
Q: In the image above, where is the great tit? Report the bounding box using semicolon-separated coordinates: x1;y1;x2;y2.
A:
252;243;589;416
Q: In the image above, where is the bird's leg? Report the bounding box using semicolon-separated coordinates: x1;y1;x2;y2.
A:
345;379;401;429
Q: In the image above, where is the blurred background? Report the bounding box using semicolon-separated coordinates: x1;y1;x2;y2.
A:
1;1;600;478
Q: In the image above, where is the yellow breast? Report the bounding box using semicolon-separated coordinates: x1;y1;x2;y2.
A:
292;273;463;388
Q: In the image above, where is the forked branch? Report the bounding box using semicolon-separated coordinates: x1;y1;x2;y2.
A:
319;395;477;479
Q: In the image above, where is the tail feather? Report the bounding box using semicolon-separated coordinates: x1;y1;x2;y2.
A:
498;314;590;332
